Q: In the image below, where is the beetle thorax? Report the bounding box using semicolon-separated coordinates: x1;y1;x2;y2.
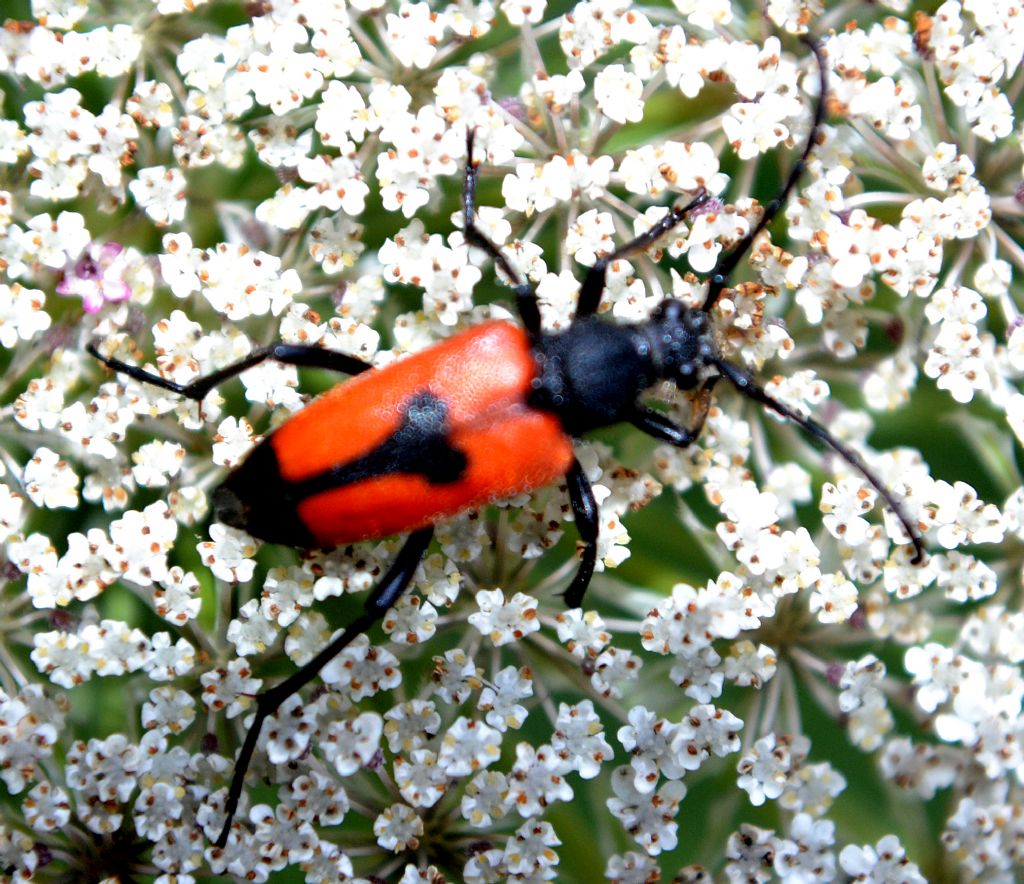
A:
528;300;719;437
529;316;659;436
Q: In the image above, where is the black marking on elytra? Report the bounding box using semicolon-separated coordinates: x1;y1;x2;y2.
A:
214;389;468;545
294;389;468;497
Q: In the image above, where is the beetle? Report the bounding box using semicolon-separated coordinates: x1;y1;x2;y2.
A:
88;39;924;847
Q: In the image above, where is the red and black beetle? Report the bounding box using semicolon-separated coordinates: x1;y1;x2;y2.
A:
88;40;923;846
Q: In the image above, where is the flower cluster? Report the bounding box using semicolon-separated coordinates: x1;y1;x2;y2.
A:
0;0;1022;881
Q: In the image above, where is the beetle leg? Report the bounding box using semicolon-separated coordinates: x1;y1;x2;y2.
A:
630;378;719;446
87;341;372;401
462;130;543;339
575;189;711;319
703;37;828;311
214;526;433;848
562;458;599;609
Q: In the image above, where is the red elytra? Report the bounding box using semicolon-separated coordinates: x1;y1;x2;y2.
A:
271;321;573;545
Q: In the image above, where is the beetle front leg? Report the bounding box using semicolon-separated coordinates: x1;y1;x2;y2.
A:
462;130;543;339
563;458;599;609
629;379;718;447
88;341;373;401
575;190;710;318
213;526;434;847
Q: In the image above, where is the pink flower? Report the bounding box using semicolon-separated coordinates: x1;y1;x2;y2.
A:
56;242;131;313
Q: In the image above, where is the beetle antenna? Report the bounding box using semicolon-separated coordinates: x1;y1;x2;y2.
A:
703;36;829;312
714;358;924;564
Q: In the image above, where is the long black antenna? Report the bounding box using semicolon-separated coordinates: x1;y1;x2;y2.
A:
703;36;829;311
692;40;925;559
714;358;924;563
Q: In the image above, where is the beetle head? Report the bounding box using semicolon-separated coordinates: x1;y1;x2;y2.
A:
644;298;717;391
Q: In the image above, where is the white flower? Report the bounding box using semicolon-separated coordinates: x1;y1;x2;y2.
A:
0;283;50;347
23;446;78;509
373;802;423;852
129;166;187;225
245;47;325;116
468;589;540;646
438;717;502;777
478;665;533;732
809;572;860;624
848;76;921;140
821;478;877;548
197;523;258;584
384;2;448;69
501;0;546;25
840;834;927;883
131;440;185;488
211;416;255;467
606;765;686;855
594;65;645;124
501;157;573;216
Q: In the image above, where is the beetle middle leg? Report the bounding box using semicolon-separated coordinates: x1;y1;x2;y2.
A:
562;380;721;607
88;341;373;401
562;458;599;608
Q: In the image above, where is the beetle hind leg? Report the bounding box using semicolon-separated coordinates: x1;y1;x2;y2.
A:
213;526;434;847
